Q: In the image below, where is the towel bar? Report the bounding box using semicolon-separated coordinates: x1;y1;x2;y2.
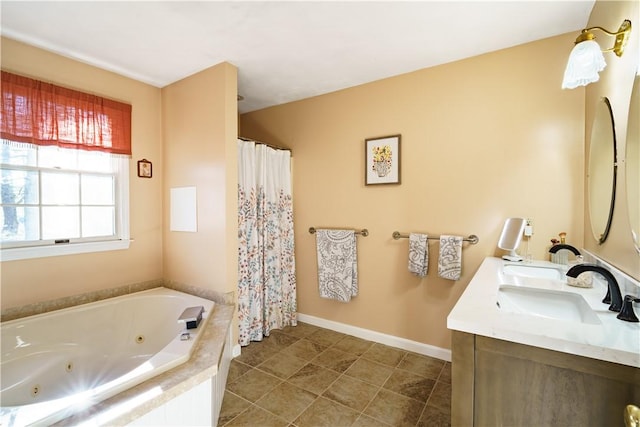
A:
309;227;369;237
392;231;479;244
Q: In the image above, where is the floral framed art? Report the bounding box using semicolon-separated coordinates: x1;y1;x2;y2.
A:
365;134;401;185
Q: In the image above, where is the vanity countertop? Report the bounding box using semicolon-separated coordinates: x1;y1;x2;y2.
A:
447;257;640;368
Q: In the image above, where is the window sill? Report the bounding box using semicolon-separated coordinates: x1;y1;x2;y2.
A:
1;240;131;262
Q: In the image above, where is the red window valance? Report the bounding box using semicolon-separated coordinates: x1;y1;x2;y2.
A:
0;70;131;155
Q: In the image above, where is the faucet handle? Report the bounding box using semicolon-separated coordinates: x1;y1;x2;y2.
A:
617;295;640;322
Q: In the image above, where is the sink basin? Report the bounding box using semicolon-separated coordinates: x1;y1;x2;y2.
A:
503;264;563;280
497;285;601;324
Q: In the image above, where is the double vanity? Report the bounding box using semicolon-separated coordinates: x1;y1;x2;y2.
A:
448;257;640;426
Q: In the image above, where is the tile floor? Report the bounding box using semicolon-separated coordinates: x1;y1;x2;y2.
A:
218;322;451;427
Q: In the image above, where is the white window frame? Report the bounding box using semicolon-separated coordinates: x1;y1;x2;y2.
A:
1;153;130;262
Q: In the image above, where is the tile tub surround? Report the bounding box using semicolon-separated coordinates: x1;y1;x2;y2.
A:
447;257;640;368
220;323;452;427
0;279;164;322
1;278;234;322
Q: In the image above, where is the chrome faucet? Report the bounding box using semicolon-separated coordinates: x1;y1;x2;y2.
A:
566;263;623;312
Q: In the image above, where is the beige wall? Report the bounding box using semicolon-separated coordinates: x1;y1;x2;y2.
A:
583;0;640;279
0;37;164;309
0;39;240;320
161;62;238;299
241;33;585;349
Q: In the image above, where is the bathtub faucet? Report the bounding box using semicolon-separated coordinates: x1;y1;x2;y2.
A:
178;306;205;329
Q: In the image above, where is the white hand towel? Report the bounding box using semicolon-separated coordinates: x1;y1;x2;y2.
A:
408;233;428;277
315;229;358;302
438;235;463;281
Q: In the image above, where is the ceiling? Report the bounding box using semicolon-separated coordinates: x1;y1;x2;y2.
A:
1;1;595;113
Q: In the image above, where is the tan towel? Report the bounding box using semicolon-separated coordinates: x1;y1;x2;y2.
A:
315;229;358;302
438;235;463;281
408;233;428;277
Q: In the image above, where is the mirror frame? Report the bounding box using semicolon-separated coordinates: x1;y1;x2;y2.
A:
588;97;617;245
625;75;640;254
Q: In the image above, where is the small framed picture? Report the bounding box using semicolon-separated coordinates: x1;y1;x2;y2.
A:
137;159;152;178
365;134;401;185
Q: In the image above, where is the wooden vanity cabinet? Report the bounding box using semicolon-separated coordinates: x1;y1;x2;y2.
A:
451;331;640;426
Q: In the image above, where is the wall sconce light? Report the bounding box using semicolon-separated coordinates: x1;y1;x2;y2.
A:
562;19;632;89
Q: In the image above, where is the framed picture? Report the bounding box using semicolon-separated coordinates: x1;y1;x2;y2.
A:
365;134;401;185
137;159;152;178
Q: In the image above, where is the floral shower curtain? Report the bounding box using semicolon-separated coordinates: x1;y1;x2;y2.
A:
237;139;297;346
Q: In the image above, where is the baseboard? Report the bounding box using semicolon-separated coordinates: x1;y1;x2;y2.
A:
297;313;451;362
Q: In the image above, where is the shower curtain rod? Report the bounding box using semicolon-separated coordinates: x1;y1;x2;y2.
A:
239;136;292;153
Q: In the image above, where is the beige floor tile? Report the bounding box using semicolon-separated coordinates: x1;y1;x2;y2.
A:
264;330;300;349
224;404;289;427
345;358;393;386
218;391;251;426
352;414;392;427
383;369;436;403
236;342;281;367
363;343;407;367
226;368;282;402
221;324;451;427
294;396;360;427
257;351;308;379
306;327;346;347
280;338;327;361
287;363;341;395
397;352;445;380
313;347;358;373
333;335;374;356
227;360;252;384
439;362;452;384
280;322;320;338
426;381;451;415
364;389;426;427
255;382;317;422
322;375;379;412
417;404;451;427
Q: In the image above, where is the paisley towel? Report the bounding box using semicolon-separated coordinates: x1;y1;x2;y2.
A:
438;235;463;281
315;229;358;302
408;233;428;277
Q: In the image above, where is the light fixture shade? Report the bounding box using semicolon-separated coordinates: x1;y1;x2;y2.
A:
562;40;607;89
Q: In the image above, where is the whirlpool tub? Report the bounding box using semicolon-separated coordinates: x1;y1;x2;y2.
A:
1;287;215;426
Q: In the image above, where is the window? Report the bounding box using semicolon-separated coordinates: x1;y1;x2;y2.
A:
0;71;131;261
1;143;129;260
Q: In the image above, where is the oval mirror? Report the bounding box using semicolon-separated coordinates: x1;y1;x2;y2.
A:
588;97;617;245
626;76;640;254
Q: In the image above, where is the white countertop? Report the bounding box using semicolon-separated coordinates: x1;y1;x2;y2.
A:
447;257;640;368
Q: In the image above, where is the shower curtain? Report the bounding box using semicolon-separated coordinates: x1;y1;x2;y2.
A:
237;139;297;346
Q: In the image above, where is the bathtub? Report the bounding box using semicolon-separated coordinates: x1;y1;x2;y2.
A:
1;287;215;427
